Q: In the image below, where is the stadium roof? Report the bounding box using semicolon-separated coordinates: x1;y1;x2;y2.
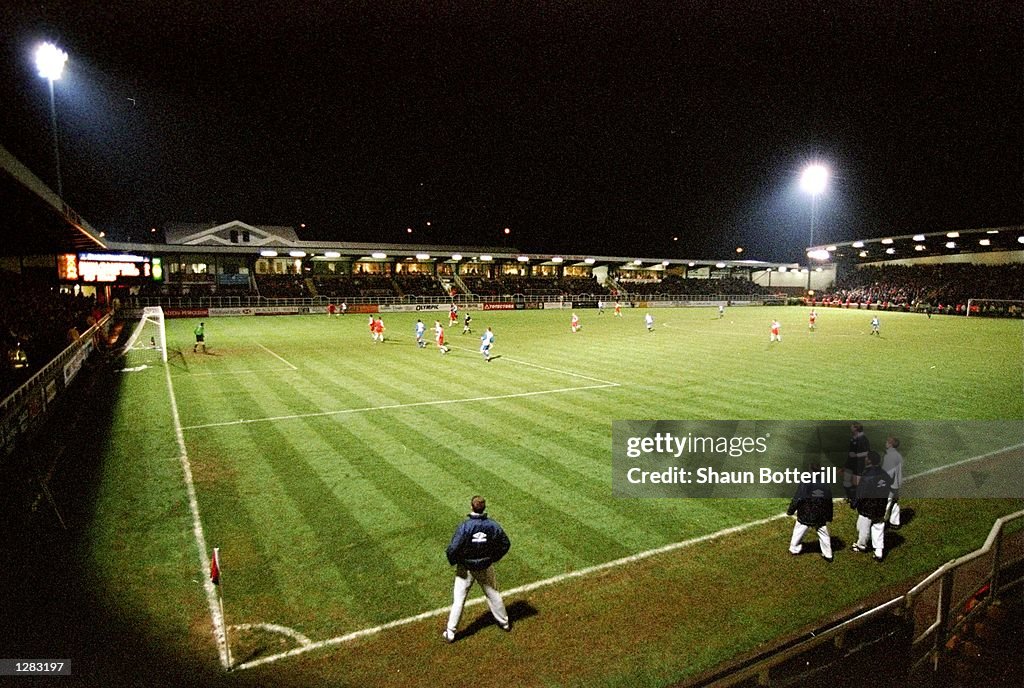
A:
808;226;1024;265
104;219;799;271
0;144;107;255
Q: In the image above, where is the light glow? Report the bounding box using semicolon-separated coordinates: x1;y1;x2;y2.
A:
852;241;865;248
416;253;430;260
451;254;462;261
800;164;828;195
881;238;894;244
289;251;306;258
979;239;990;246
915;245;926;251
584;258;595;265
260;250;278;257
946;232;959;238
551;257;563;263
371;252;387;259
913;234;926;241
945;242;956;249
35;43;68;81
324;251;341;258
807;249;831;261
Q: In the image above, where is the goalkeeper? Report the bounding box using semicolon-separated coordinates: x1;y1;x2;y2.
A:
193;322;207;353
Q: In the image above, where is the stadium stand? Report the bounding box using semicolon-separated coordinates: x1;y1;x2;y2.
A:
255;274;309;298
819;263;1024;316
313;274;399;299
392;274;447;298
0;270;99;398
619;274;772;296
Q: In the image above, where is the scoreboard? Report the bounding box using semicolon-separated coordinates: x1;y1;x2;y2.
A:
58;253;162;283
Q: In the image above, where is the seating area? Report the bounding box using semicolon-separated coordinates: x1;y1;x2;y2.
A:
621;275;771;296
461;275;609;297
820;263;1024;315
255;274;309;298
313;275;398;299
0;272;100;399
393;274;447;297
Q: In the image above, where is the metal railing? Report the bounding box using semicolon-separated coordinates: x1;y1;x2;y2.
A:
704;508;1024;686
122;293;787;310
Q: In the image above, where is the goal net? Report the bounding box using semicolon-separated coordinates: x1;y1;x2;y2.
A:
965;299;1024;318
119;306;167;363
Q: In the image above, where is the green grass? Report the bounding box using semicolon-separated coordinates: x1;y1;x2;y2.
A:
91;306;1023;686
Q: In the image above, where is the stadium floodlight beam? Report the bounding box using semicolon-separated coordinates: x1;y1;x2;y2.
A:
35;42;68;198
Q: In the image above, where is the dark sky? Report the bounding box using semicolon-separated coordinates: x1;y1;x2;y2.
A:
1;1;1020;262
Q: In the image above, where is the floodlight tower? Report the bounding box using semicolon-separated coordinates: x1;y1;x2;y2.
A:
800;163;828;292
35;42;69;198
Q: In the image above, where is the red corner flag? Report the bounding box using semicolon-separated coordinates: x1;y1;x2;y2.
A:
210;548;221;586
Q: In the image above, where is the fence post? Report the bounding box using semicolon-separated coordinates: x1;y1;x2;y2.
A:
989;526;1003;599
932;570;955;674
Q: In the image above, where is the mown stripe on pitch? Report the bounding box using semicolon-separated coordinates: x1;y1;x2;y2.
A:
356;408;616;578
250;418;433;617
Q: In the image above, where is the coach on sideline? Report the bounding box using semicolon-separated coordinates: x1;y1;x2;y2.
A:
443;496;512;642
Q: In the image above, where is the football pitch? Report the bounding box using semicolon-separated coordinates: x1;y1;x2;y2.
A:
98;306;1023;686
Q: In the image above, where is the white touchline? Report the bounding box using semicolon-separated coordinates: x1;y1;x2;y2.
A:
182;383;619;431
163;364;231;668
256;343;299;370
229;441;1024;672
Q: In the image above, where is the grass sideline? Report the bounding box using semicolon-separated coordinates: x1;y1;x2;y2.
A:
87;306;1022;686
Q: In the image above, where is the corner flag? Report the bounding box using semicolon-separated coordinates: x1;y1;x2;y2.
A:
210;547;221;586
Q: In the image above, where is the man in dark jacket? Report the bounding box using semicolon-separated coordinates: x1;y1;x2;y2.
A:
443;496;511;642
851;453;892;562
786;461;835;562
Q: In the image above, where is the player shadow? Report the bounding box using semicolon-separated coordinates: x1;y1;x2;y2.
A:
793;535;846;556
486;355;503;362
457;600;537;640
882;531;907;554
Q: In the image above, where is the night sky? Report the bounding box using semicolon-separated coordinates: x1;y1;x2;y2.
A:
1;2;1020;262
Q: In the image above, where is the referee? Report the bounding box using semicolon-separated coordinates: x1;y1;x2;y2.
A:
443;496;511;642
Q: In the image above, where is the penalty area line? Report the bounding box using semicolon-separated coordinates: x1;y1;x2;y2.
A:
256;342;299;370
182;383;618;431
448;345;620;386
229;440;1024;672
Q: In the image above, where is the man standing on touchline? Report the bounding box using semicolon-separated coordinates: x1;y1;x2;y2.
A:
444;496;511;642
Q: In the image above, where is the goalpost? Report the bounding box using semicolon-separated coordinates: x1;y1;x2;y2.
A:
120;306;168;363
965;299;1024;318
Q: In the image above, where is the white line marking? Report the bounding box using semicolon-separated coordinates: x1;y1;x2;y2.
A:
229;442;1024;671
902;442;1024;483
181;368;298;377
163;364;230;668
448;345;620;386
231;623;312;647
182;383;618;431
256;343;299;370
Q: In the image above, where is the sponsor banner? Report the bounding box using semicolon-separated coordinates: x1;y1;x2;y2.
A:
163;307;209;318
573;301;598;309
207;306;302;317
543;301;570;309
217;273;250;286
378;304;419;313
62;338;93;386
483;302;516;311
347;303;379;314
525;302;543;310
514;302;526;310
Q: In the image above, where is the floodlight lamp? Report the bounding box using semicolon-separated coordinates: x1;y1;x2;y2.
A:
371;252;387;259
914;245;925;252
945;242;956;249
416;253;430;260
913;235;926;241
324;251;341;258
852;241;865;248
260;250;278;257
480;255;493;262
551;257;563;263
517;255;530;262
715;262;726;268
807;249;831;261
451;254;462;261
289;251;306;258
979;239;990;246
881;238;893;245
885;248;895;255
35;43;68;81
946;232;959;238
800;164;828;195
1018;236;1024;245
584;258;595;265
